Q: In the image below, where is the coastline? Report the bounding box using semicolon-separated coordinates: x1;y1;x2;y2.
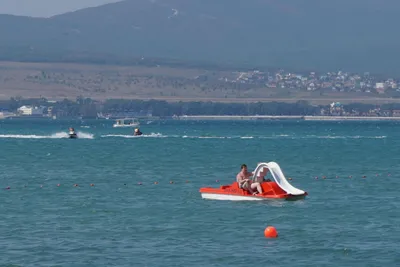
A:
3;114;400;121
173;115;400;121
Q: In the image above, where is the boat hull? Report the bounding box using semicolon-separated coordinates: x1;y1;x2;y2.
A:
113;124;139;128
201;193;266;201
199;181;307;201
200;192;306;201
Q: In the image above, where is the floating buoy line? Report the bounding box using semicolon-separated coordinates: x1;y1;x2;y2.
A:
313;173;391;180
2;180;192;190
1;173;392;190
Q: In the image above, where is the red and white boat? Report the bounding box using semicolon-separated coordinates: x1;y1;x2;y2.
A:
199;162;308;201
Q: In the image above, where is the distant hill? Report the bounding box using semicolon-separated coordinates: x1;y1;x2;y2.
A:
1;0;400;74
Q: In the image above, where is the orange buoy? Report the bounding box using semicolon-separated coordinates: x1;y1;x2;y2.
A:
264;226;278;238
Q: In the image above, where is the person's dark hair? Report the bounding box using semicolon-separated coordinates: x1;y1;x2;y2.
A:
241;164;247;169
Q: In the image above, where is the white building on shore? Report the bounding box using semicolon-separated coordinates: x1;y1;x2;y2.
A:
17;105;46;116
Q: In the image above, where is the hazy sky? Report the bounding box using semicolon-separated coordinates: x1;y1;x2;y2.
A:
0;0;122;17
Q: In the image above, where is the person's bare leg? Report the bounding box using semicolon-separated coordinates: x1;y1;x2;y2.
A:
244;182;254;194
251;182;262;194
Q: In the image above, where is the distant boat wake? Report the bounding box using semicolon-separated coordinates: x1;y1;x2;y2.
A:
0;131;94;139
100;134;386;139
101;133;165;138
0;132;386;140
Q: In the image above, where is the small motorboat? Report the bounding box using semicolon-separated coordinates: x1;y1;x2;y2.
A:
68;128;78;139
199;162;308;201
113;118;140;128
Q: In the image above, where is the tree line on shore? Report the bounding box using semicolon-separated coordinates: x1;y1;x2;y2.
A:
1;97;400;117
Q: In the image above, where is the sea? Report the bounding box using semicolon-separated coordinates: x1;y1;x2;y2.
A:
0;118;399;267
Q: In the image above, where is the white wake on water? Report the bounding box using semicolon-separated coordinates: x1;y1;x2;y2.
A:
0;131;94;139
100;134;387;139
74;132;94;139
101;133;166;138
0;132;386;140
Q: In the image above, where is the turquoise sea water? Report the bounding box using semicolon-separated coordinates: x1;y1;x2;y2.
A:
0;119;399;266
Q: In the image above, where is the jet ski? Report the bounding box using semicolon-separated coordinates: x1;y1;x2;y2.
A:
199;162;308;201
134;128;143;136
68;128;78;139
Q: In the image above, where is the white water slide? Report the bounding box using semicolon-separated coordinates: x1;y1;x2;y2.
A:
253;162;306;196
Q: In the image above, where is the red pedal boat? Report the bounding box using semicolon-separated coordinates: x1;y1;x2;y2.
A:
199;162;308;201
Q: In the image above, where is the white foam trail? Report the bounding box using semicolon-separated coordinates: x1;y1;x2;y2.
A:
52;132;69;138
183;135;233;139
76;131;94;139
101;132;166;138
198;136;226;139
0;131;94;139
259;135;387;139
307;135;387;139
98;134;387;140
0;134;52;139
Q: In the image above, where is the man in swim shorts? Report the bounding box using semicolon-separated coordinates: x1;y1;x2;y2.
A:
236;164;263;195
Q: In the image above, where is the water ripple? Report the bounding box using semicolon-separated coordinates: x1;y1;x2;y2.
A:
0;120;399;266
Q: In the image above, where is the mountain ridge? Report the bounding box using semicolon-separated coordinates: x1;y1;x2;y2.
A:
1;0;400;74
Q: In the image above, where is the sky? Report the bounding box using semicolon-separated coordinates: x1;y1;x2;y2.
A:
0;0;122;17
